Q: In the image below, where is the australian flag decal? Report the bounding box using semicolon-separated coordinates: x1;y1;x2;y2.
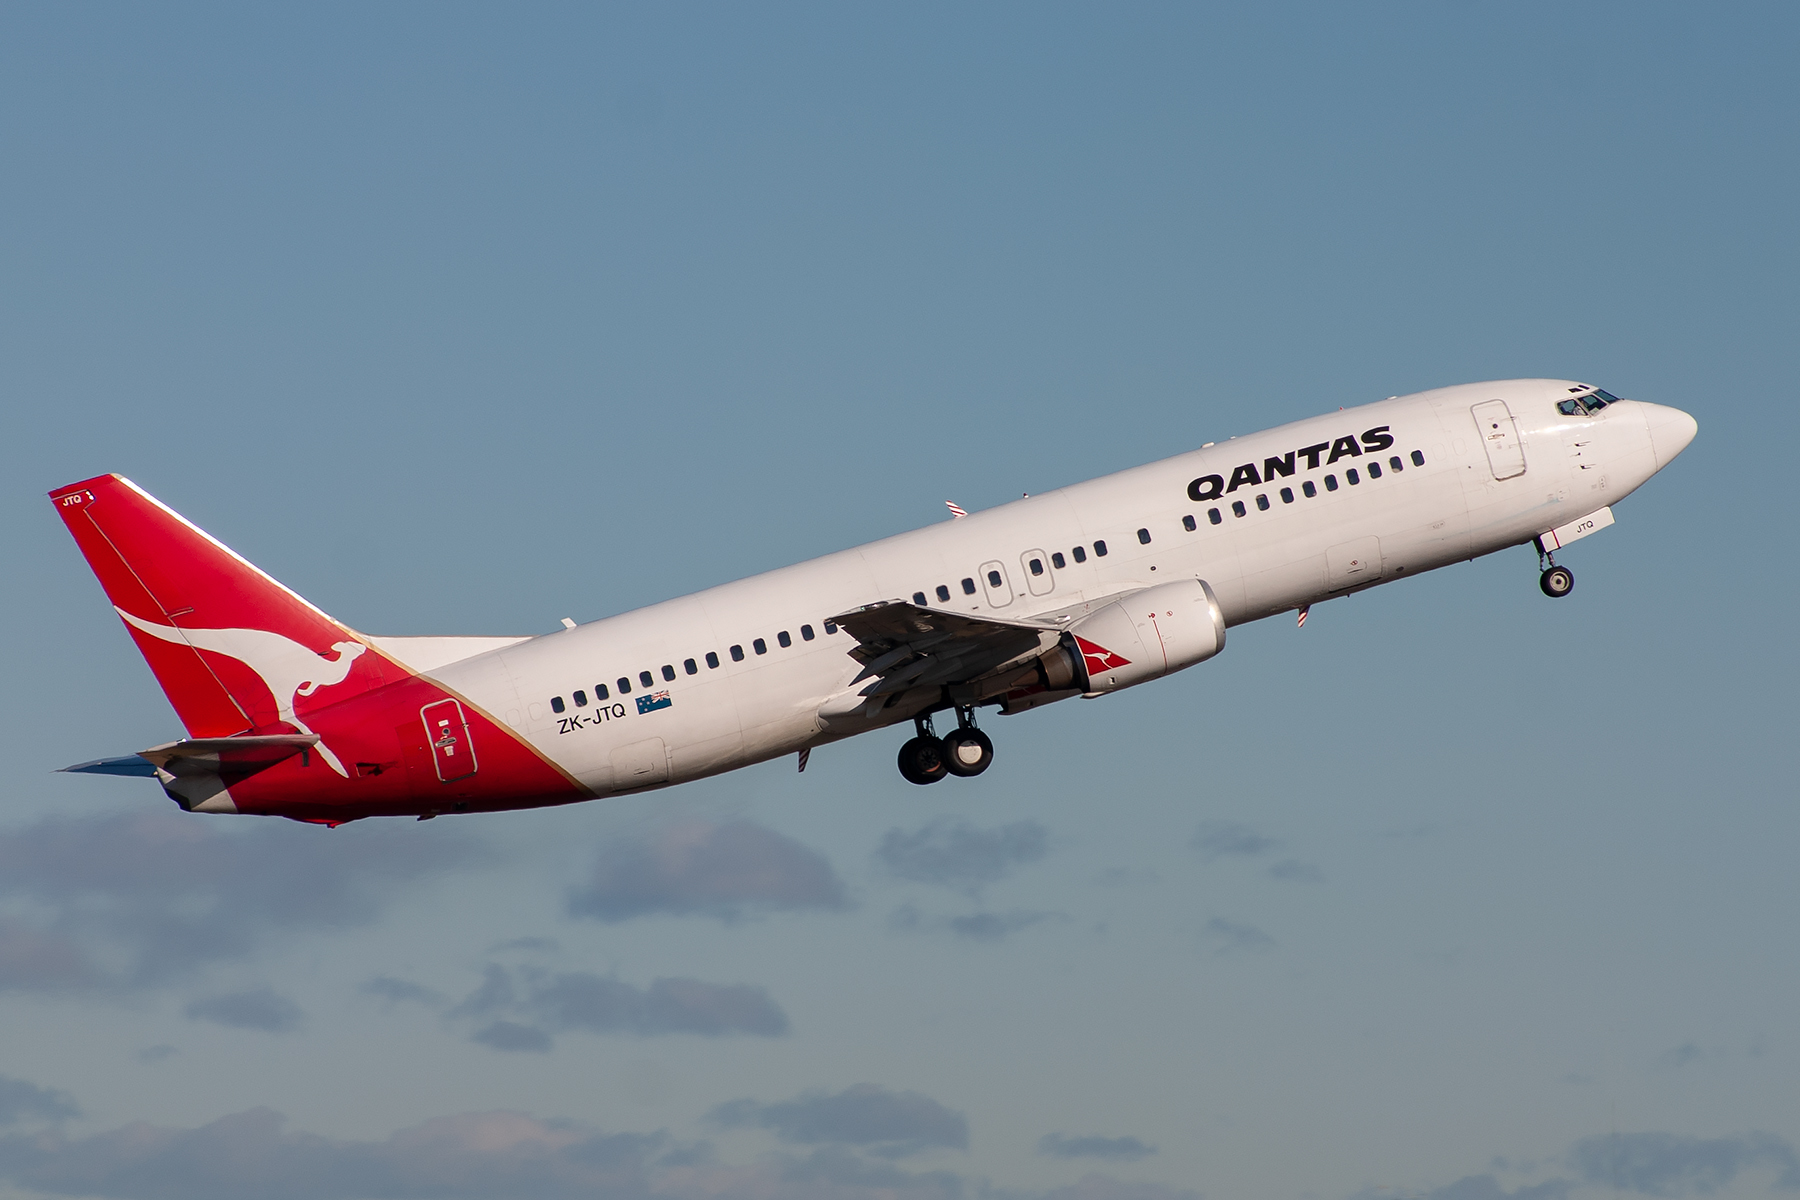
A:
635;690;672;715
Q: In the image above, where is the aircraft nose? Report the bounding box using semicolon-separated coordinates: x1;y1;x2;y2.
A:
1642;403;1699;468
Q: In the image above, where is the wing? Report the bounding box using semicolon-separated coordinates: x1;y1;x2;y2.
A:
821;600;1070;722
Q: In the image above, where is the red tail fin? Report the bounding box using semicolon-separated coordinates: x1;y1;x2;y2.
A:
50;475;393;740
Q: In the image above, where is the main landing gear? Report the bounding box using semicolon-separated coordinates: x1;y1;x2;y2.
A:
1535;539;1575;599
897;708;994;786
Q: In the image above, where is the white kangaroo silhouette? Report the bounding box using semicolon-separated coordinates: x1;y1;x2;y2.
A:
116;608;366;777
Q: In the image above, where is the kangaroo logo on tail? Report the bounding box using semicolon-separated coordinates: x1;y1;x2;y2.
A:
116;609;365;776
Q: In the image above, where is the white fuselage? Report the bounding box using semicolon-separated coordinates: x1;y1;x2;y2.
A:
423;379;1691;797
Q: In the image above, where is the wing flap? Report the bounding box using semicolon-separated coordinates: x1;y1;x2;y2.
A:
823;601;1068;718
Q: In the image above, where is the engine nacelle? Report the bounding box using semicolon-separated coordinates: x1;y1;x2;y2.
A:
1069;578;1225;694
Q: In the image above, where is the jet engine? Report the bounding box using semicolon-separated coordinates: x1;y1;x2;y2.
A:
1067;577;1225;694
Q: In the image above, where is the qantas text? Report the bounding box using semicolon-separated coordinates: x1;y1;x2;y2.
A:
1188;426;1396;502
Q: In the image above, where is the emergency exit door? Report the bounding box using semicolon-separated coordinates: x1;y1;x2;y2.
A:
1471;399;1527;480
420;699;478;782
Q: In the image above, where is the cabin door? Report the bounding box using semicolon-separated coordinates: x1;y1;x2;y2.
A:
419;699;478;782
1471;399;1527;480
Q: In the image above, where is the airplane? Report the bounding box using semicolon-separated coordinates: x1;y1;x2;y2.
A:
51;379;1696;824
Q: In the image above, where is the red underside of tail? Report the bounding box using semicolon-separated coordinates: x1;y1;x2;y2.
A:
51;475;586;821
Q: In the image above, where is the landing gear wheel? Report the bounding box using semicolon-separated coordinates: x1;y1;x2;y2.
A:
897;736;949;785
1540;565;1575;598
942;728;994;777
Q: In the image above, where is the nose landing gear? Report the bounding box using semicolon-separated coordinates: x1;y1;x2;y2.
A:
1535;539;1575;598
896;708;993;785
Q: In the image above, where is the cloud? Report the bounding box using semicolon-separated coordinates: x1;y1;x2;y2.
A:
1266;860;1323;883
1034;1179;1201;1200
710;1084;968;1158
1201;918;1274;956
888;905;1063;942
1349;1177;1571;1200
876;820;1047;894
0;1102;1200;1200
0;1108;666;1200
470;1022;552;1053
183;988;303;1033
1190;821;1277;861
0;1077;78;1126
1568;1131;1800;1195
0;813;490;993
1037;1133;1156;1163
1347;1129;1800;1200
360;977;445;1008
568;819;847;923
1653;1043;1721;1070
455;964;788;1049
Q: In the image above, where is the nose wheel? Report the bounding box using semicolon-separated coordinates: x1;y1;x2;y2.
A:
1535;539;1575;599
897;709;993;785
1539;565;1575;598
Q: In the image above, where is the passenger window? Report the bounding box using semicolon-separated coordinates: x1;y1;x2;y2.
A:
801;625;815;641
987;569;1002;587
1232;500;1247;517
1028;557;1044;575
1411;450;1425;467
824;621;838;635
1347;468;1361;485
1094;540;1108;557
1325;475;1338;491
596;683;609;699
683;659;697;676
912;591;927;605
640;670;655;688
936;585;951;601
618;676;632;694
1208;508;1222;524
730;645;744;662
550;696;565;714
1050;553;1065;569
1390;455;1404;472
1302;480;1316;498
1280;487;1294;504
753;638;767;655
661;664;676;682
1370;461;1383;478
1072;546;1087;563
705;652;720;669
962;577;977;595
778;630;791;648
1256;494;1270;511
1137;528;1151;544
573;690;588;707
1183;514;1196;531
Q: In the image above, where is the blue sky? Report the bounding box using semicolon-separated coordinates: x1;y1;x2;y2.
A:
1;4;1796;1198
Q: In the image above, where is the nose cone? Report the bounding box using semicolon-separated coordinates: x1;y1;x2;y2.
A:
1642;403;1698;468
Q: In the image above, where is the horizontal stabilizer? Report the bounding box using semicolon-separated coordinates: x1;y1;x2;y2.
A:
62;734;320;813
137;734;320;776
59;756;160;777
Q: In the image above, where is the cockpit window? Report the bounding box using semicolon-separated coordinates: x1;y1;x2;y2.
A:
1558;387;1621;417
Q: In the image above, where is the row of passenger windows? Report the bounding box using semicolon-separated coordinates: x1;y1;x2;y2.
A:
549;448;1430;712
901;451;1430;607
902;542;1112;608
546;620;841;714
1196;451;1426;523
